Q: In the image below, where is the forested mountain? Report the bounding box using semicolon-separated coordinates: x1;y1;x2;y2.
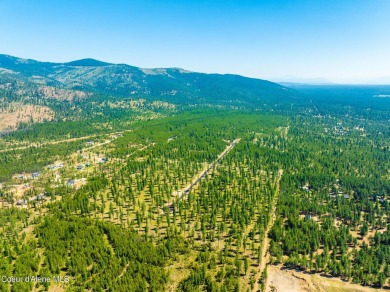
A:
0;54;299;106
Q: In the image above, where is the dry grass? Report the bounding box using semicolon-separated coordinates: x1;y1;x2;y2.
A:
0;103;54;132
38;86;88;101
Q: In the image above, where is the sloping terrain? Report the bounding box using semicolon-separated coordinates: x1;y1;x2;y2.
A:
0;54;300;107
0;103;54;132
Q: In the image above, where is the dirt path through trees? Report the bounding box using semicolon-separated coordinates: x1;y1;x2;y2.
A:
253;169;283;292
0;131;126;153
168;138;241;206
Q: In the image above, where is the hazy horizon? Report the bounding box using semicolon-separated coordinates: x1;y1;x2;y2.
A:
1;0;389;84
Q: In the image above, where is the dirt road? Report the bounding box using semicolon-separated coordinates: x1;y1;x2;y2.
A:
0;131;126;153
168;138;240;207
253;169;283;292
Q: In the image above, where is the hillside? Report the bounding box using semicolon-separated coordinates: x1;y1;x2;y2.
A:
0;54;300;107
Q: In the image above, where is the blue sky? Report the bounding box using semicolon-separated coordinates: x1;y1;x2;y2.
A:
0;0;389;83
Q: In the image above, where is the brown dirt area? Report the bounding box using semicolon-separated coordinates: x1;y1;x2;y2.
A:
265;265;385;292
0;104;54;132
38;86;87;101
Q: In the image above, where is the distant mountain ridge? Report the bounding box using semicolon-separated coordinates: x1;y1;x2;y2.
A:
0;54;301;107
64;58;113;67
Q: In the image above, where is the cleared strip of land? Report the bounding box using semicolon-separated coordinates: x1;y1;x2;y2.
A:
253;169;283;291
169;138;241;205
0;131;126;153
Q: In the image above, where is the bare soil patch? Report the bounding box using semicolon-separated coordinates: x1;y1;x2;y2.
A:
266;265;385;292
38;86;87;101
0;104;54;132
